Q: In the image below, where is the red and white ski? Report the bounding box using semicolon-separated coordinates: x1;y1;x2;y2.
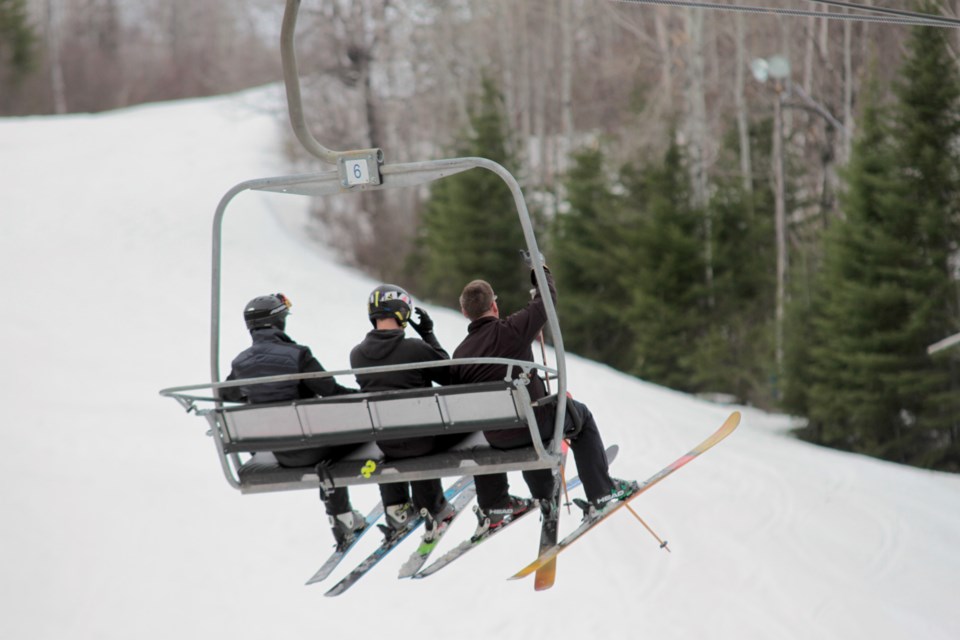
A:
510;411;740;581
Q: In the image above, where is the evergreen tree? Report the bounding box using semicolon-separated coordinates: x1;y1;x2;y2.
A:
0;0;34;79
551;145;635;370
621;140;707;391
805;95;912;453
887;11;960;466
690;122;777;405
804;43;960;468
412;76;529;313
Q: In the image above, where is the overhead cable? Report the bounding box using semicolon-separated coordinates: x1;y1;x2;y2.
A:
807;0;960;27
611;0;960;28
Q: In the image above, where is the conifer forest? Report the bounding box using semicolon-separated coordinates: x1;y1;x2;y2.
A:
3;0;959;469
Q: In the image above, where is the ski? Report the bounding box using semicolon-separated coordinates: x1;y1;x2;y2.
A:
396;485;477;578
510;411;741;581
322;475;473;597
533;440;568;591
410;499;540;580
534;443;619;591
410;453;615;581
305;501;385;585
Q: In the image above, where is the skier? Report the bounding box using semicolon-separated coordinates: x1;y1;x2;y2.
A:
349;284;460;541
219;293;367;550
451;258;637;535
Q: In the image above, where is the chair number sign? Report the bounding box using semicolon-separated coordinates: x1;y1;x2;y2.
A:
361;460;377;478
345;158;372;186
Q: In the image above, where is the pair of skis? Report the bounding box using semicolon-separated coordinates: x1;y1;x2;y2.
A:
315;475;475;596
313;464;589;595
314;443;620;594
411;445;615;583
308;410;739;594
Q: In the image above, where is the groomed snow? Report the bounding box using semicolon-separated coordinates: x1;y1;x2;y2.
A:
2;87;958;640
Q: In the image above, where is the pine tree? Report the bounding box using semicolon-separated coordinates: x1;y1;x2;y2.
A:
887;11;960;466
0;0;34;79
690;122;777;405
551;145;635;370
804;40;960;468
412;76;529;313
805;95;911;453
622;140;707;391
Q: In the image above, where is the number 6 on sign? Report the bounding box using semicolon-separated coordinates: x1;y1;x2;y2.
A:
345;159;370;185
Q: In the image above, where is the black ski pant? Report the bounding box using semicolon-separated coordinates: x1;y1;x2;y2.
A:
377;434;465;516
474;398;615;509
271;445;358;516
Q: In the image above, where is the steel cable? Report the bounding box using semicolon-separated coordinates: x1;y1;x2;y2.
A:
611;0;960;28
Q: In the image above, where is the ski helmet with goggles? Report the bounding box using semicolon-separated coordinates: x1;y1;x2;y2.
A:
244;293;292;331
367;284;412;328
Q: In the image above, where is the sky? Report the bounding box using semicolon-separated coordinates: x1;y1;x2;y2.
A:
1;86;959;640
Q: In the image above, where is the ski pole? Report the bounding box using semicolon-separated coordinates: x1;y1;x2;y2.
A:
624;504;671;552
537;330;551;394
529;282;566;512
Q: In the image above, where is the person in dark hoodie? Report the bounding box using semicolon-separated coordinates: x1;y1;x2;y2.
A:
349;284;458;540
219;293;366;550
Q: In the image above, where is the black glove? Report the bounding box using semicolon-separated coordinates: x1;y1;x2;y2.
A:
408;306;434;336
519;249;546;268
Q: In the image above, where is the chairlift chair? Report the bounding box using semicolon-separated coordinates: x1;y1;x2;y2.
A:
158;0;569;497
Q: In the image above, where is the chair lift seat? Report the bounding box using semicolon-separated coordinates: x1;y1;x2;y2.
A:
212;380;559;493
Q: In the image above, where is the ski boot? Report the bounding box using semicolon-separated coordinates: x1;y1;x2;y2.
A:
471;495;535;541
329;509;366;551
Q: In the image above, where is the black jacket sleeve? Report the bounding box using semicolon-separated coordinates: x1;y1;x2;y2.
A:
416;335;452;386
299;347;356;397
218;370;247;403
503;268;558;346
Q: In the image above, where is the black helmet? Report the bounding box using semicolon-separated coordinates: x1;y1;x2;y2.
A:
244;293;292;331
367;284;412;328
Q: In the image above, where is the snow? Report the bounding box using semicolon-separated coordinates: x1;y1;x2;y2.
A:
2;87;959;640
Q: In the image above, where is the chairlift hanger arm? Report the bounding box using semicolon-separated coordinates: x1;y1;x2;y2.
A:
281;0;384;188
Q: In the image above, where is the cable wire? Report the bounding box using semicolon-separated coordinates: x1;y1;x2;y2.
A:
807;1;960;27
611;0;960;28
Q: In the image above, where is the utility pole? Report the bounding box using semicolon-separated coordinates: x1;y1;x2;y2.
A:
772;78;787;377
752;56;791;381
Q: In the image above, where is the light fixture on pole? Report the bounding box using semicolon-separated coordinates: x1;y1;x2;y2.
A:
752;56;791;382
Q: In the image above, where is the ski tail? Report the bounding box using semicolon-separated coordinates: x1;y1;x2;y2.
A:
533;439;568;591
534;443;619;590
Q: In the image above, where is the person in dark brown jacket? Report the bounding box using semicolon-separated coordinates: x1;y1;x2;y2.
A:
451;263;635;534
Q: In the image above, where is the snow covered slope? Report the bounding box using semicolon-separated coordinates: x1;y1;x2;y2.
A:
2;88;958;640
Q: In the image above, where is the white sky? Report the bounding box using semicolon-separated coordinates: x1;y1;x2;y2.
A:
1;87;959;640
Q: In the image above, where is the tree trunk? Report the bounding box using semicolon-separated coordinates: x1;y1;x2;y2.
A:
734;12;753;197
842;10;854;162
683;9;712;300
654;7;673;111
45;0;67;114
560;0;574;155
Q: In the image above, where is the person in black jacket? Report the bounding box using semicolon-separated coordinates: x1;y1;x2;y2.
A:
349;284;459;539
452;261;636;535
220;293;365;550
